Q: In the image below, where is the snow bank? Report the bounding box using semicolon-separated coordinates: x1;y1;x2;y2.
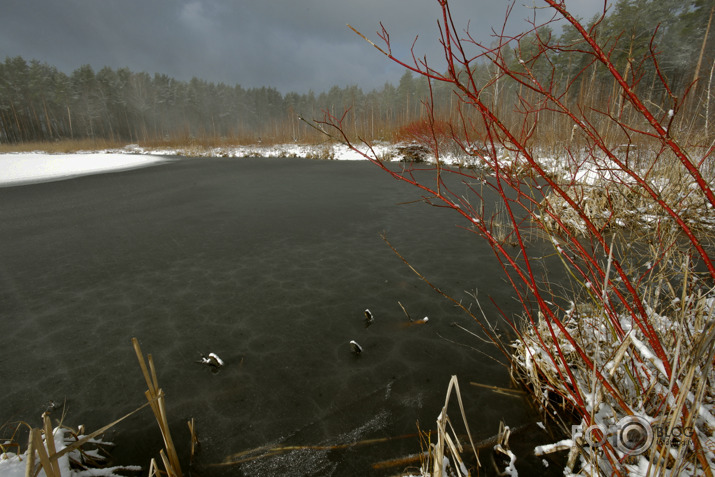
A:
0;153;167;187
119;142;400;161
0;143;483;190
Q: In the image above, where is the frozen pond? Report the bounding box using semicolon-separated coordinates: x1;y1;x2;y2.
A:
0;157;558;475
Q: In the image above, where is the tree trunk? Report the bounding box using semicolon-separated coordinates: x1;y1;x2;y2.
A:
693;3;715;87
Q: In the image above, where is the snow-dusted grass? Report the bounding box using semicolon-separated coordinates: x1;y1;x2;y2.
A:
0;423;141;477
537;149;715;233
514;285;715;475
511;148;715;475
118;141;400;161
0;340;181;477
114;141;491;165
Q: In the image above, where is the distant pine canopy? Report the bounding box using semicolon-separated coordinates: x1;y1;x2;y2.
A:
1;0;712;145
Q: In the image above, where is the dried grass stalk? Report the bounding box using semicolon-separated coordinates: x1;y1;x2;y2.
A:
132;337;183;477
31;429;55;477
23;425;35;477
431;375;479;476
42;413;61;477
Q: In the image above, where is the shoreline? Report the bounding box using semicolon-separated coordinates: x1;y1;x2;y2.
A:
0;141;490;188
0;152;170;187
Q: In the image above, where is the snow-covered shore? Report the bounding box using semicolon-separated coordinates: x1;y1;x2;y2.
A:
118;142;397;161
0;152;169;187
0;141;474;187
0;143;391;187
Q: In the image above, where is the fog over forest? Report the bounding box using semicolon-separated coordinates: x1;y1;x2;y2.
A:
1;0;712;145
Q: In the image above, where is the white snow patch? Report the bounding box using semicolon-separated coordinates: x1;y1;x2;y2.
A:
0;153;167;187
0;426;141;477
534;438;573;455
208;352;224;366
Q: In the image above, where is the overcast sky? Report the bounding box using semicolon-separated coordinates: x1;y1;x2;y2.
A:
1;0;603;94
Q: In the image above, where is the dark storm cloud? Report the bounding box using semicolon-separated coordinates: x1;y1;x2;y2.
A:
0;0;602;94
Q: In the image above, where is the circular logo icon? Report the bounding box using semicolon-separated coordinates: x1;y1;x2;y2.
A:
582;424;608;448
616;416;653;455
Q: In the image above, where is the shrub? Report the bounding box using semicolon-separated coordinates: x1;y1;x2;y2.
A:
323;1;715;475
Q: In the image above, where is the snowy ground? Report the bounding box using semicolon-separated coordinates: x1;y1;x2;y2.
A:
0;152;171;187
120;142;399;161
2;140;529;189
0;142;466;187
0;144;390;187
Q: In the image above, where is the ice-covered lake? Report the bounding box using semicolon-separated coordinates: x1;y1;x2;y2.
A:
0;154;558;475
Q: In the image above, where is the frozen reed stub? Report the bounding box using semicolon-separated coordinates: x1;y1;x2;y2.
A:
364;308;374;327
44;399;61;414
406;316;429;328
350;340;363;355
208;352;224;367
198;352;224;368
398;301;411;321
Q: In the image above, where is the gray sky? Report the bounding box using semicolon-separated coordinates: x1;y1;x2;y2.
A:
1;0;603;94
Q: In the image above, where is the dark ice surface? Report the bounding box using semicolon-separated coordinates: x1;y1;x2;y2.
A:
0;157;562;475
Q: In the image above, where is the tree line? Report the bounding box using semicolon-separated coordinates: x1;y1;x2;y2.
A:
1;0;712;145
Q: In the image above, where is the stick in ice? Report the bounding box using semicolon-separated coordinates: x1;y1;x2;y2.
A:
198;352;224;368
350;340;363;355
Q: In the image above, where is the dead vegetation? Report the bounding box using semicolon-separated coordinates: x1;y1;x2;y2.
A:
0;338;187;477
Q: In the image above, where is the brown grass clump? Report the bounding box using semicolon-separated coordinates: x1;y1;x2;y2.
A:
511;236;715;475
0;339;188;476
539;149;715;235
394;119;453;146
0;405;150;476
0;139;126;154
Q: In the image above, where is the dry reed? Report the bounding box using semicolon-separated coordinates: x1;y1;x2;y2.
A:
412;376;480;477
0;339;192;477
0;138;126;154
0;403;152;477
132;337;183;477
